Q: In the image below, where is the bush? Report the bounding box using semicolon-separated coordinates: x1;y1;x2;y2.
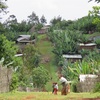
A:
71;81;78;92
10;73;19;92
95;38;100;49
93;82;100;92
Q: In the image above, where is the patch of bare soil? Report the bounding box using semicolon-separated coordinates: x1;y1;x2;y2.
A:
21;95;36;100
65;97;100;100
81;98;100;100
41;55;50;63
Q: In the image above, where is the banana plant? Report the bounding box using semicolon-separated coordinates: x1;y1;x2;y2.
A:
67;59;100;79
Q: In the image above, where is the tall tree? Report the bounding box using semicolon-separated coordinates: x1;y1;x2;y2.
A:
0;0;8;19
50;16;62;26
4;14;18;31
89;0;100;3
40;15;47;25
88;6;100;31
0;0;8;33
27;11;39;25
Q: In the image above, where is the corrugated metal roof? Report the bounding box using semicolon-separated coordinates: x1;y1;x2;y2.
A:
78;43;96;46
17;35;31;42
15;54;23;57
62;54;82;58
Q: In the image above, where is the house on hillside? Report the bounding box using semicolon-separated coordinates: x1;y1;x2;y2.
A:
78;43;97;50
38;25;50;34
16;35;31;43
62;54;82;63
16;35;36;50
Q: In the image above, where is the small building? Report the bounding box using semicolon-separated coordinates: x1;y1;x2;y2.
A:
38;25;50;34
16;35;35;51
16;35;31;43
78;43;97;50
62;54;82;63
16;35;35;44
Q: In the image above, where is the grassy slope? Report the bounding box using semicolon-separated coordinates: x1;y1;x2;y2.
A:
36;34;58;91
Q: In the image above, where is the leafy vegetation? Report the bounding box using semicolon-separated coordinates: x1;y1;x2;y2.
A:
32;66;50;90
0;34;21;67
89;6;100;31
10;73;19;92
23;44;41;69
94;38;100;48
93;82;100;92
0;0;100;93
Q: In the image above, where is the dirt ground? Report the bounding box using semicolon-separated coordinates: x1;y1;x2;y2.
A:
82;98;100;100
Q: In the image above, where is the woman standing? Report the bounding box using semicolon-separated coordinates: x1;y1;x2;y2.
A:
59;74;68;95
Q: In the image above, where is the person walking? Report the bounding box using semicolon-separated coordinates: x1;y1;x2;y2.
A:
58;74;68;95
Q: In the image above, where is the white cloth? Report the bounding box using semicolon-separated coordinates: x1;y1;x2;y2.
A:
54;84;58;90
59;77;67;84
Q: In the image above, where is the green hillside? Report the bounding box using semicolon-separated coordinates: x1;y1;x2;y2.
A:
35;34;58;91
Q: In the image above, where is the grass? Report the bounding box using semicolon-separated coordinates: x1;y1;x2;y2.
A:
36;34;58;91
0;92;100;100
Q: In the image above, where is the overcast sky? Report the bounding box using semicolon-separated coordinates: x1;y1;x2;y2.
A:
4;0;99;24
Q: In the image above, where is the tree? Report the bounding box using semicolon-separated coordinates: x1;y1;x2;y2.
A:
50;16;62;26
35;23;43;31
23;44;41;70
0;0;8;32
89;0;100;3
88;6;100;31
4;14;18;31
27;11;39;25
16;20;31;32
32;66;50;90
0;0;8;19
40;15;47;25
0;22;5;33
67;16;96;33
0;34;20;67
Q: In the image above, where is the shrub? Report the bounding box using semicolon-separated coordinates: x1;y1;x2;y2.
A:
93;82;100;92
10;73;19;92
71;81;78;92
32;66;50;90
95;38;100;49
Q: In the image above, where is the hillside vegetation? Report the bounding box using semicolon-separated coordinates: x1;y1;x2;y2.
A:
35;34;59;91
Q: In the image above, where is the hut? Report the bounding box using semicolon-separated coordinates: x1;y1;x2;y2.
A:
62;54;82;63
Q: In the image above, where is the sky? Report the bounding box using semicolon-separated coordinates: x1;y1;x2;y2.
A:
3;0;100;24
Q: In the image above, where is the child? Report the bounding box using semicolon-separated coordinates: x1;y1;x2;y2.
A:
53;82;58;95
